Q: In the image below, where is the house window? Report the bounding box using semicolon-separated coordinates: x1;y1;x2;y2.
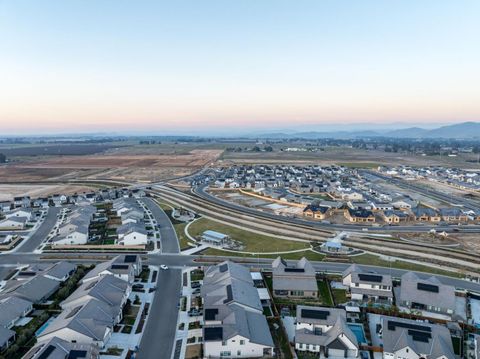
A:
222;341;227;346
240;340;245;345
220;351;231;357
237;351;241;356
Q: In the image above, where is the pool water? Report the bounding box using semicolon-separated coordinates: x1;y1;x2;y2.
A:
35;317;55;336
347;323;367;344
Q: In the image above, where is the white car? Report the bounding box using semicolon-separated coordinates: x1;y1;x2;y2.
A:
160;265;169;270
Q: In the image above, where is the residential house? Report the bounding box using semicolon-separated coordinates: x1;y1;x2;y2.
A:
43;261;77;282
81;255;142;284
396;272;456;318
439;208;468;222
381;210;408;224
0;201;12;213
1;274;60;304
0;327;15;352
303;205;331;220
0;296;33;329
202;261;274;358
342;264;393;304
344;208;375;223
411;207;441;222
378;316;455;359
272;257;318;298
0;217;28;230
24;336;99;359
295;306;359;358
117;223;148;246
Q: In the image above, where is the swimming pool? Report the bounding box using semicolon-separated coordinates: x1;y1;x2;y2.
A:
347;323;367;344
35;316;55;336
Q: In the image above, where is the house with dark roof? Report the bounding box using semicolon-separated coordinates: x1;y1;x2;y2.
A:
303;205;332;220
344;208;375;223
381;210;409;224
411;207;441;222
295;306;359;358
342;264;393;304
378;315;455;359
439;208;468;222
272;257;318;298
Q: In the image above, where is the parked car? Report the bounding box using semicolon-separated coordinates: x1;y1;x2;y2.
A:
160;264;169;270
191;281;201;289
188;309;201;317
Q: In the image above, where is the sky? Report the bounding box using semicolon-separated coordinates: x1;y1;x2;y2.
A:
0;0;479;135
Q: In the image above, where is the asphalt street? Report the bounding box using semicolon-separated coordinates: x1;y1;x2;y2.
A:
137;198;182;359
15;207;60;253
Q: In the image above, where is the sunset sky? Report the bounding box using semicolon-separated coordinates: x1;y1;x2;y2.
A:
0;0;479;134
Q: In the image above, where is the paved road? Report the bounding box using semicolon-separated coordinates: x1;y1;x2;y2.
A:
189;184;480;233
137;198;181;359
15;207;60;253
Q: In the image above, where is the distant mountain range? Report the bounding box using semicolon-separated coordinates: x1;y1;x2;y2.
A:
252;122;480;139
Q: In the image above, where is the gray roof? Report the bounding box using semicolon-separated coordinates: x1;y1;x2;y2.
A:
343;264;393;287
0;326;15;348
0;296;33;327
117;222;147;236
62;274;128;310
213;304;274;347
399;272;456;312
24;336;99;359
295;315;358;349
296;305;346;326
39;298;116;342
381;315;455;359
202;261;273;348
44;261;76;280
272;257;318;292
4;275;60;303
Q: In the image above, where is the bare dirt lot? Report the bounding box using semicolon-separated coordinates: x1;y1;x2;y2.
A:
222;147;480;169
399;232;480;254
0;184;96;201
0;149;222;183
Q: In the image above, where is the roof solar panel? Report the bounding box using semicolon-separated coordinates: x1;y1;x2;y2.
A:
223;285;233;303
38;345;56;359
408;330;432;343
111;264;129;270
301;309;330;320
204;327;223;341
204;308;218;321
417;282;439;293
68;350;88;359
358;274;383;283
124;255;137;263
219;263;228;273
387;320;431;333
284;268;305;273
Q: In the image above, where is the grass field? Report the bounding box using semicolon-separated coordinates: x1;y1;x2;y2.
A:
350;253;463;278
332;289;348;305
200;247;325;261
187;217;310;253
